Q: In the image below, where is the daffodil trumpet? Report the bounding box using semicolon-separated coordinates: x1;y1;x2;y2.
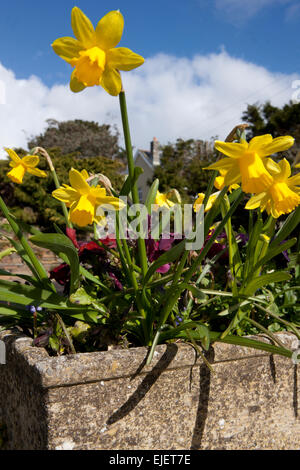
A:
5;148;47;184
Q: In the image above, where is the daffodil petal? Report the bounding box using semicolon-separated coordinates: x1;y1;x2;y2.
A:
95;10;124;50
257;135;294;157
100;67;122;96
264;158;281;175
248;134;273;151
223;165;241;186
22;155;40;168
5;148;21;164
27;167;47;178
69;168;90;193
52;186;79;204
288;173;300;191
205;158;235;171
245;192;267;210
277;158;291;181
107;47;144;71
94;207;107;226
81;169;89;180
96;195;125;210
214;140;248;159
71;7;95;48
51;36;82;62
70;69;86;93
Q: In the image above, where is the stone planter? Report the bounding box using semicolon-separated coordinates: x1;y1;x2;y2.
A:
0;330;299;450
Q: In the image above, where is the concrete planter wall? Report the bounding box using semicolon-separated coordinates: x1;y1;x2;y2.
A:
0;330;299;450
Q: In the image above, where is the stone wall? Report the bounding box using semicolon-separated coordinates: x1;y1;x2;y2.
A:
0;330;299;450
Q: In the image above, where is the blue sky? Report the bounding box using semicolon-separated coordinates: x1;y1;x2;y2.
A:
0;0;299;154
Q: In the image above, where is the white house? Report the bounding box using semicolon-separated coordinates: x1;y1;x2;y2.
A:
133;137;161;202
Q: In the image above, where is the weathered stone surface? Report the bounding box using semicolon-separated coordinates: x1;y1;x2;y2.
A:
0;330;299;450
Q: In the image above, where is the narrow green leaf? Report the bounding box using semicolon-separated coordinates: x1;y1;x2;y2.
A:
271;205;300;247
30;233;80;293
244;238;297;288
243;271;292;296
120;167;144;196
145;178;159;213
143;238;186;286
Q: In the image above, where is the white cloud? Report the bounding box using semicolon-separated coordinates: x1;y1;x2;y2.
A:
0;50;298;159
215;0;296;21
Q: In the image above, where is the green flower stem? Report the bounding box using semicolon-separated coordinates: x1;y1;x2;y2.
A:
0;195;50;284
185;191;244;285
55;313;76;354
152;191;244;338
168;171;220;293
33;147;72;229
115;210;149;343
119;91;148;279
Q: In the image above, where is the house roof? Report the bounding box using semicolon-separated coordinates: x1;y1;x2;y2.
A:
133;149;154;169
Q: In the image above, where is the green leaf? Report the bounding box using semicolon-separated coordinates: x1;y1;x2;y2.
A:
145;179;159;213
69;286;107;313
0;269;41;287
184;284;207;301
244;238;297;287
120;167;144;196
143;238;186;286
271;205;300;247
30;233;80;293
242;271;292;296
209;332;293;359
79;266;112;294
3;235;39;280
0;247;16;260
243;216;263;279
0;280;95;316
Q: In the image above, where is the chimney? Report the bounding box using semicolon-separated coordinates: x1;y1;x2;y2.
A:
151;137;160;166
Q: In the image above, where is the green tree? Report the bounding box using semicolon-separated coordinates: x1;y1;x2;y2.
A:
242;101;300;163
153;138;216;202
28;119;122;160
0;147;125;230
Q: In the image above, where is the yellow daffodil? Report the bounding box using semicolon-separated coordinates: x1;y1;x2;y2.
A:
205;134;294;194
154;190;175;210
245;159;300;218
52;7;144;96
193;191;220;213
214;169;240;192
5;148;47;184
52;168;125;227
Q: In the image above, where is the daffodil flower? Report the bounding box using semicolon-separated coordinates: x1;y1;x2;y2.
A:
5;148;47;184
206;134;294;194
193;191;220;213
154;190;175;210
52;7;144;96
245;159;300;218
52;168;125;227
